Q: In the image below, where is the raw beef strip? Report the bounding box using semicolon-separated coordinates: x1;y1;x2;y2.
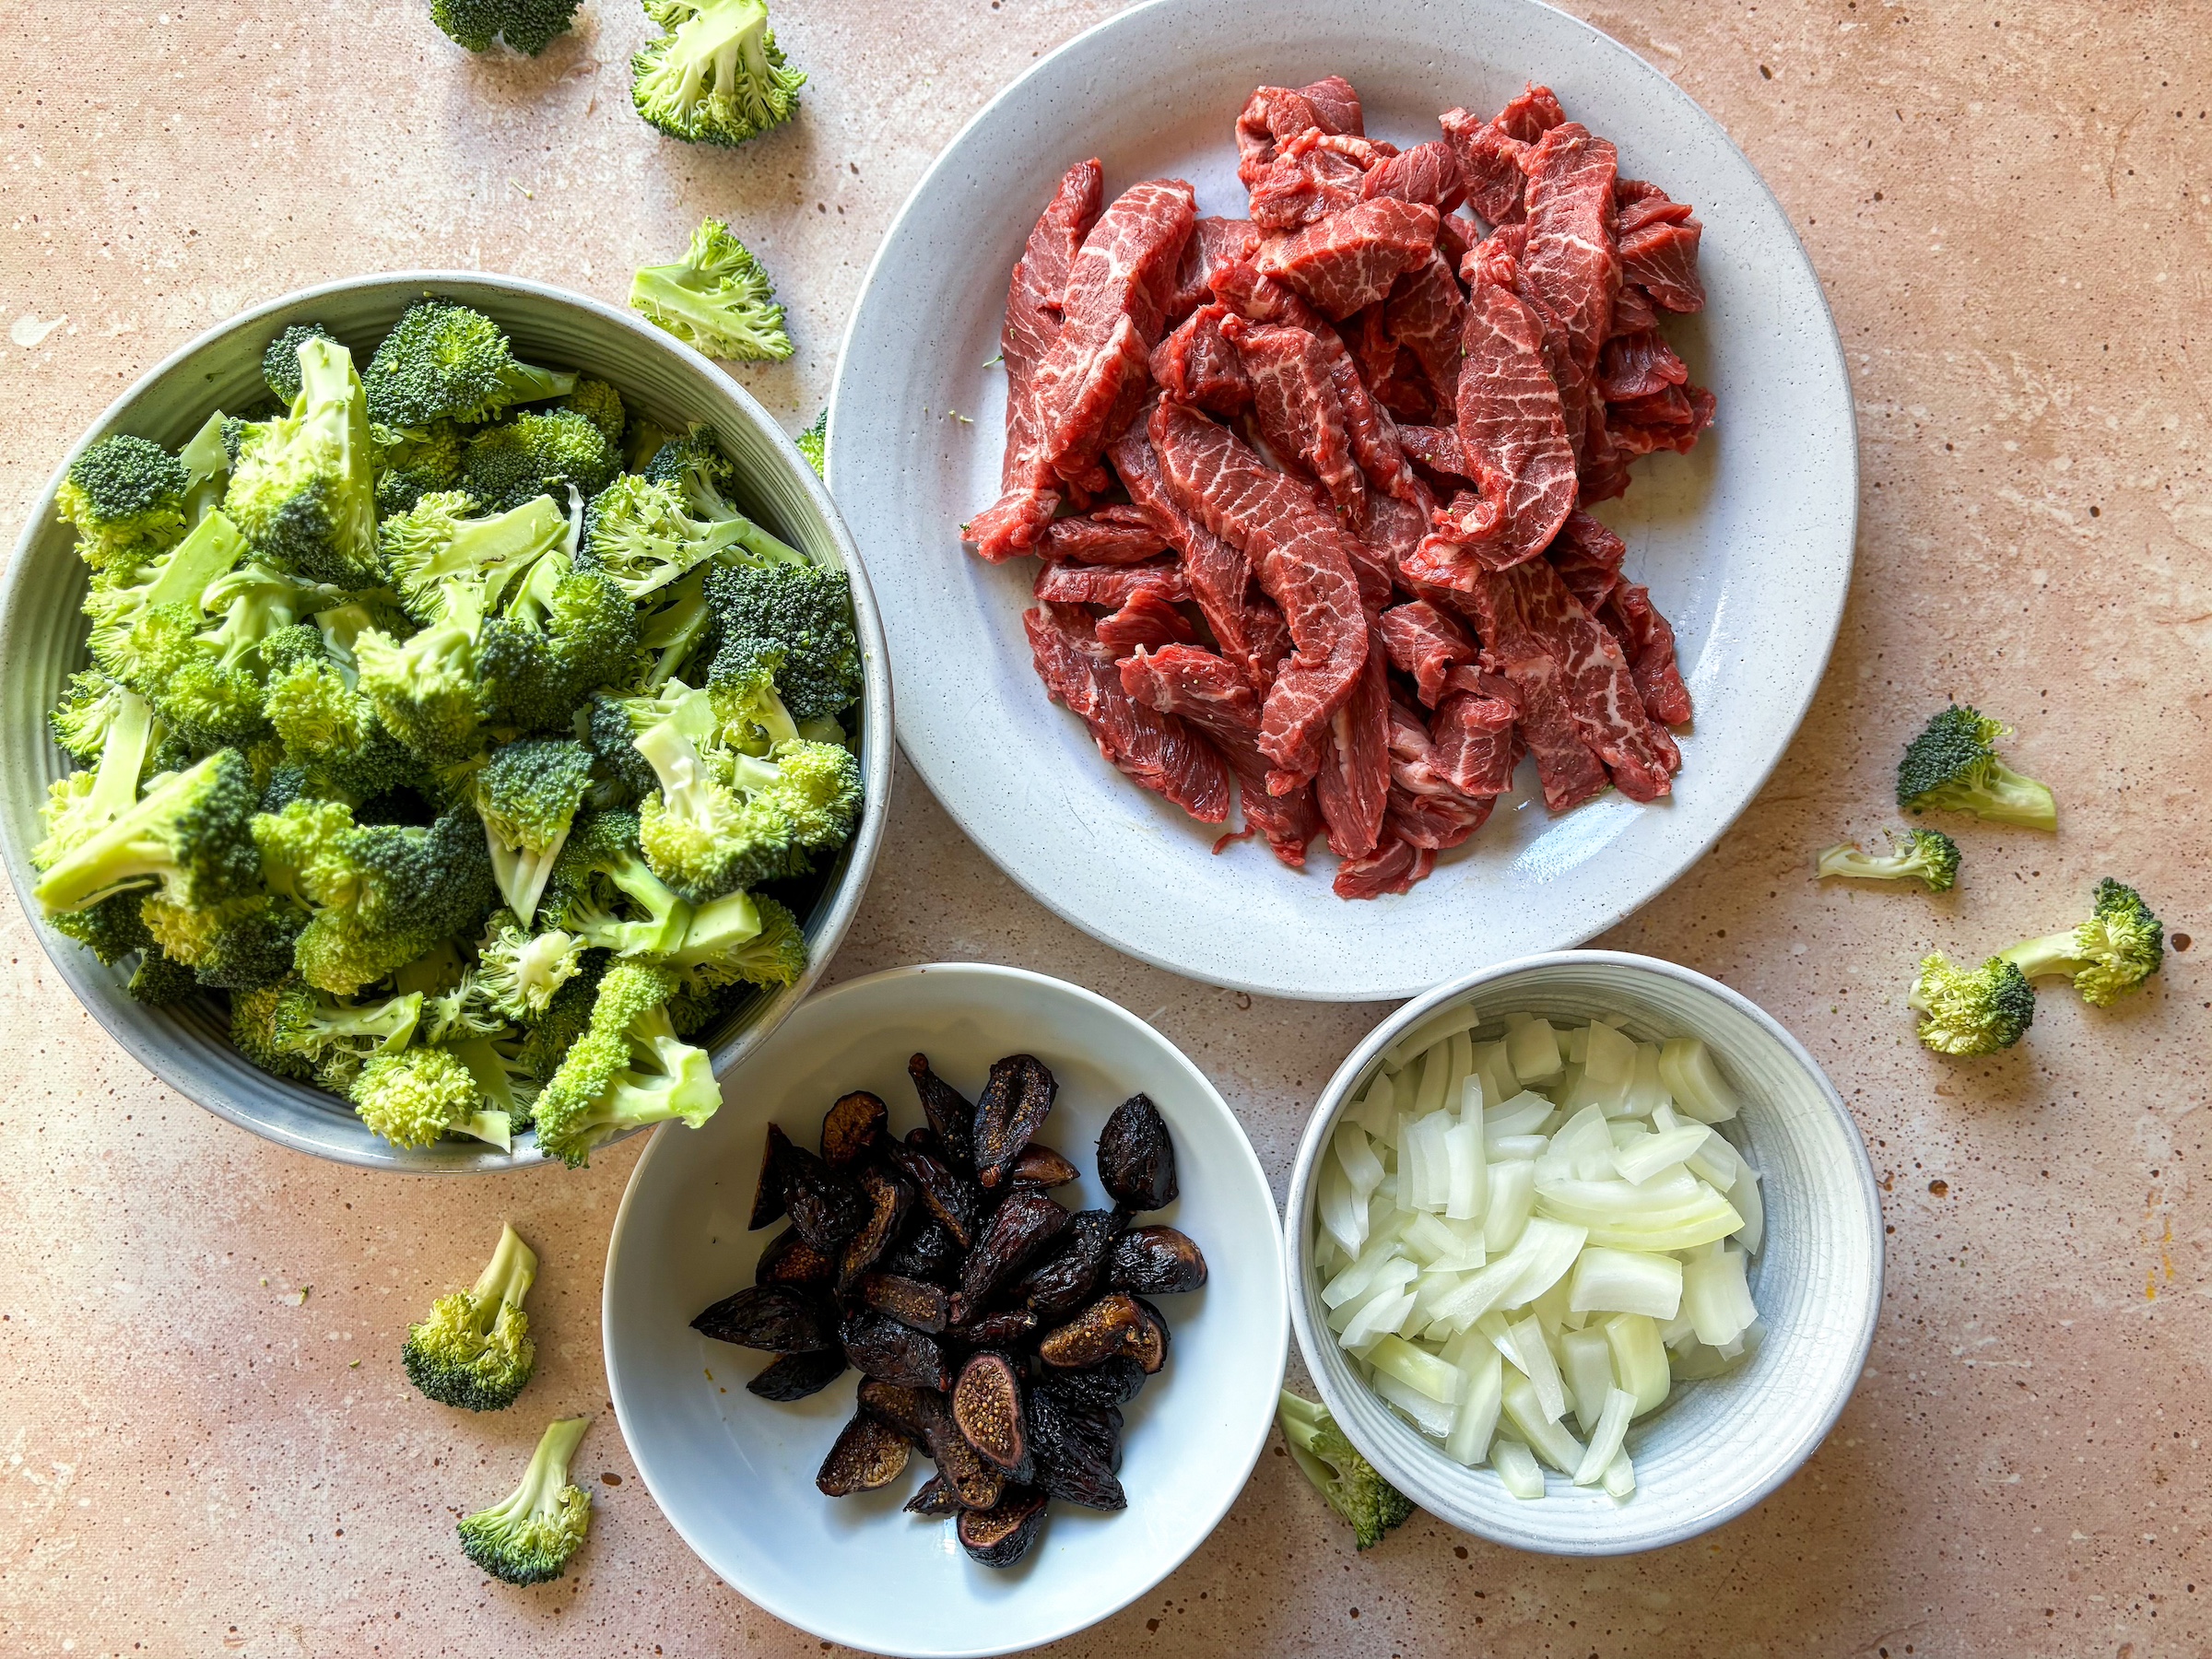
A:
1403;481;1510;592
1383;250;1467;408
1151;303;1253;415
1607;282;1658;336
1032;558;1189;607
1353;483;1432;608
1024;604;1230;822
1439;85;1563;228
1030;178;1197;489
1168;218;1260;321
1038;507;1171;564
1396;423;1475;486
1256;197;1440;321
1334;834;1434;900
1455;229;1576;568
1095;587;1197;653
1516;122;1618;485
1346;306;1407;403
1248;131;1385;232
1121;644;1323;868
1436;208;1476;274
1597;329;1688;402
1235;76;1365;184
1148;400;1371;790
1430;681;1518;796
1609;383;1716;456
1378;599;1477;706
1108;426;1292;689
1480;643;1607;812
1603;582;1693;726
1313;629;1391;858
1359;140;1466;211
1387;700;1496;846
1545;509;1627;615
1221;316;1365;515
965;159;1104;560
1615;181;1705;312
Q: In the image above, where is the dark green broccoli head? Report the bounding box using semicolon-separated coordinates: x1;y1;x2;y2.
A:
557;378;626;447
537;807;690;959
57;434;191;572
127;946;202;1006
463;409;619;513
49;888;157;966
1909;952;2036;1055
404;1222;538;1409
263;322;336;406
224;337;382;588
1897;704;2056;830
629;0;805;150
533;962;719;1167
629;217;794;360
32;747;263;924
430;0;582;53
457;1416;593;1583
371;418;468;518
363;299;575;429
705;559;861;726
2002;878;2164;1007
474;737;595;922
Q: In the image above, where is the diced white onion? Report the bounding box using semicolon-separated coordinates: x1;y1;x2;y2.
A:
1572;1388;1636;1485
1626;1042;1669;1115
1559;1326;1616;1433
1506;1018;1563;1083
1370;1366;1457;1438
1483;1159;1536;1251
1492;1437;1546;1500
1659;1037;1740;1124
1507;1312;1570;1423
1601;1449;1636;1500
1568;1247;1685;1320
1444;1337;1502;1467
1682;1246;1759;1347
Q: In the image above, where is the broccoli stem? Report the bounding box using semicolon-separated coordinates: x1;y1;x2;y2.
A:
1971;762;2056;829
1999;932;2085;983
473;1222;539;1315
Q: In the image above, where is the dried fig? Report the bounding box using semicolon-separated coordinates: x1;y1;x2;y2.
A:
855;1379;938;1446
909;1053;976;1165
1010;1208;1124;1321
855;1272;951;1335
1038;1293;1169;1374
1046;1354;1147;1409
1096;1092;1177;1210
817;1412;912;1496
1104;1225;1208;1295
749;1123;797;1230
841;1311;952;1390
946;1308;1038;1347
952;1351;1031;1476
886;1136;982;1250
838;1164;914;1289
692;1286;838;1353
782;1143;865;1253
958;1488;1047;1568
1029;1382;1127;1510
746;1348;849;1402
972;1054;1057;1189
881;1218;962;1285
820;1090;888;1169
867;1385;1007;1511
1008;1143;1079;1189
958;1189;1069;1309
905;1475;960;1517
754;1227;837;1290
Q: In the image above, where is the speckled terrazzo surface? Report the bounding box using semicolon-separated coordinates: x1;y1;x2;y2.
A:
0;3;2206;1654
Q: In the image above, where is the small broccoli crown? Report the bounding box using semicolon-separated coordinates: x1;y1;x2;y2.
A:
588;686;688;800
629;219;794;362
2002;878;2165;1007
128;946;202;1006
670;889;806;993
795;409;826;477
250;978;426;1089
405;1221;538;1409
379;490;568;626
556;378;627;447
262;322;336;406
729;739;861;853
629;0;804;149
477;570;641;735
352;1043;509;1150
477;911;588;1020
364;300;576;429
35;685;159;874
159;898;304;993
224;338;381;588
33;747;262;921
580;472;746;602
1909;952;2036;1055
371;418;468;518
83;509;253;686
50;671;134;763
356;616;486;763
1277;1392;1415;1549
1897;704;2057;830
1815;828;1961;893
133;560;340;745
276;804;500;995
705;559;861;725
50;888;158;966
463;410;619;514
57;434;191;571
430;0;582;53
475;738;594;922
230;982;316;1079
625;688;759;902
423;971;511;1044
458;1416;593;1584
533;962;721;1166
264;644;426;802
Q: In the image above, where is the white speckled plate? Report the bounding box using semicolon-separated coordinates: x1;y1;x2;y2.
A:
828;0;1854;1001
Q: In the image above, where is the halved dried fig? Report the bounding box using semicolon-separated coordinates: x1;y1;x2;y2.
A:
972;1054;1057;1189
841;1311;952;1390
692;1286;839;1353
1038;1292;1169;1374
886;1136;982;1250
820;1090;888;1169
855;1272;951;1334
1104;1225;1208;1295
868;1385;1006;1510
881;1218;962;1285
958;1189;1070;1308
1010;1208;1124;1321
952;1351;1031;1476
838;1165;914;1289
1029;1383;1127;1510
1009;1143;1080;1189
746;1348;849;1402
909;1053;976;1166
1096;1092;1177;1210
904;1474;960;1517
946;1308;1038;1347
1046;1354;1148;1409
817;1412;912;1496
782;1143;865;1253
958;1488;1047;1568
855;1379;938;1446
754;1226;837;1290
749;1123;798;1230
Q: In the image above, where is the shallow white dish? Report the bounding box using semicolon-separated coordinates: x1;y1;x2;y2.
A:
828;0;1855;1001
1284;950;1881;1554
603;963;1288;1659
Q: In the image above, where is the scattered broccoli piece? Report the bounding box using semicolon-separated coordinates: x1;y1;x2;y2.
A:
473;737;594;924
352;1043;511;1150
261;625;426;801
33;747;262;924
371;418;468;518
458;1415;593;1584
626;686;780;901
126;559;339;745
1897;705;2056;830
1815;828;1960;893
363;299;576;429
629;0;805;149
430;0;582;53
477;910;588;1020
1277;1391;1415;1549
795;409;825;477
705;559;861;728
556;378;626;447
225;337;381;587
156;899;305;994
405;1221;539;1409
2000;878;2164;1006
82;509;251;687
538;807;692;959
629;218;794;361
532;962;720;1166
262;322;335;406
1909;952;2036;1055
56;434;190;573
463;410;619;513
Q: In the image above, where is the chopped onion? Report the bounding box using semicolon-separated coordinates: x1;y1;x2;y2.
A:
1583;1018;1637;1088
1506;1017;1563;1083
1347;1070;1397;1139
1659;1037;1740;1124
1382;1004;1483;1070
1443;1336;1502;1466
1602;1312;1673;1417
1559;1326;1616;1433
1339;1284;1415;1352
1685;1125;1744;1191
1317;1155;1365;1258
1572;1388;1636;1485
1413;1039;1452;1118
1371;1366;1457;1437
1488;1133;1550;1162
1369;1333;1462;1403
1443;1118;1487;1221
1507;1312;1570;1423
1611;1124;1712;1185
1322;1218;1411;1308
1601;1450;1636;1500
1682;1246;1759;1347
1334;1120;1386;1199
1486;1089;1554;1139
1500;1371;1586;1473
1730;1162;1765;1255
1626;1042;1669;1115
1568;1247;1684;1320
1483;1159;1536;1251
1473;1039;1519;1105
1492;1437;1546;1500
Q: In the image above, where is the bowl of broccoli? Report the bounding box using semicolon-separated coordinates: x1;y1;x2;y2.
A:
0;272;892;1171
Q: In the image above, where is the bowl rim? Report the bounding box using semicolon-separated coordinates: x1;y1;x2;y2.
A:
0;269;894;1171
601;959;1292;1657
1281;948;1884;1555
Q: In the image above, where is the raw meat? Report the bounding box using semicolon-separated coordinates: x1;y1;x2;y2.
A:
1615;181;1705;312
1222;316;1366;515
1453;237;1575;568
1248;131;1382;232
1382;250;1467;408
1256;196;1441;320
1545;509;1627;615
1236;76;1365;184
1378;599;1477;706
1032;559;1189;608
1359;140;1466;211
1395;423;1475;486
1095;587;1197;653
1038;507;1171;564
1386;700;1497;846
1603;582;1693;727
1168;218;1260;321
1334;834;1434;900
1402;481;1509;592
1312;629;1391;858
1609;382;1716;456
1430;679;1519;797
1597;329;1689;402
1151;303;1252;415
1515;121;1619;485
1024;604;1230;822
1438;83;1564;227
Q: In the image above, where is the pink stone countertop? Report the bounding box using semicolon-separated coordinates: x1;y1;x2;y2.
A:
2;2;2207;1653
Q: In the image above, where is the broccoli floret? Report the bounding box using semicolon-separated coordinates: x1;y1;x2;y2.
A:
2000;878;2164;1006
477;910;588;1020
353;1043;512;1150
56;434;190;574
630;559;720;690
458;1416;593;1584
453;1035;544;1127
262;322;335;406
354;597;488;763
363;299;576;429
704;559;861;727
512;947;607;1077
225;337;380;587
83;506;252;687
34;686;159;874
422;970;510;1044
621;685;775;901
1897;705;2056;830
371;418;468;518
379;490;570;625
538;807;692;958
50;888;157;965
232;977;426;1089
795;408;825;477
50;672;135;764
33;747;261;924
405;1221;538;1409
261;626;426;802
473;738;594;924
430;0;582;53
533;962;720;1166
556;378;627;447
579;472;753;602
629;0;804;149
587;681;694;802
1815;828;1960;893
726;739;861;855
1277;1392;1415;1549
153;898;304;993
463;410;619;514
666;888;806;994
128;946;201;1006
1909;952;2036;1055
629;218;794;360
127;559;341;745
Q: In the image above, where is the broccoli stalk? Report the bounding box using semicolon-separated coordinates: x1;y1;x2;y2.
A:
83;509;250;686
230;979;426;1089
1277;1391;1415;1549
458;1416;594;1584
629;0;805;149
379;491;571;625
352;1044;512;1151
224;337;381;587
1897;705;2057;829
2000;878;2164;1006
404;1221;539;1410
1815;829;1960;893
666;889;806;992
532;963;720;1166
629;218;794;361
32;747;262;922
34;687;158;873
1909;953;2036;1055
539;808;694;959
